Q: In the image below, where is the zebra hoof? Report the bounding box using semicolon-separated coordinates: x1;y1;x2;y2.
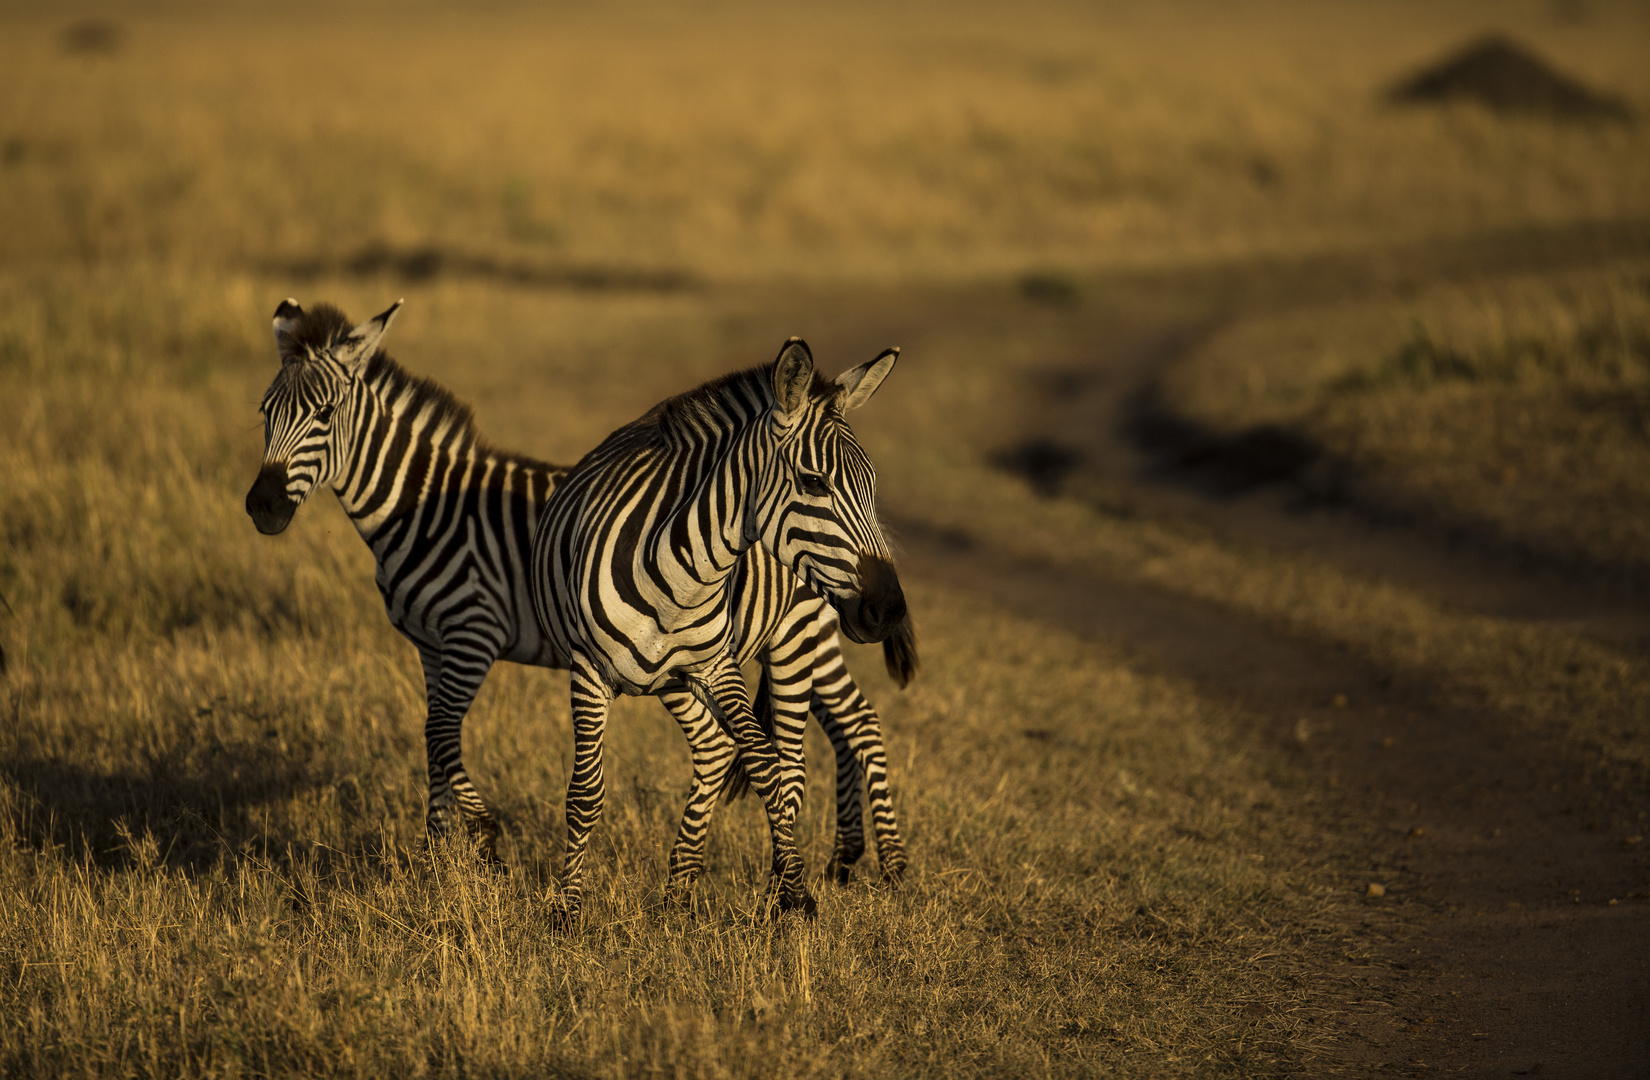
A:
426;827;509;873
777;890;818;919
826;857;855;886
542;902;580;936
474;835;509;873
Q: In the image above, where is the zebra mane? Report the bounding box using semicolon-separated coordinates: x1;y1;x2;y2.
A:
275;302;352;361
362;351;563;473
363;351;482;445
641;361;839;450
276;302;560;472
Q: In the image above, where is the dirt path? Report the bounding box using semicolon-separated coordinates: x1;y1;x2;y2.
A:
883;270;1650;1073
897;518;1648;1075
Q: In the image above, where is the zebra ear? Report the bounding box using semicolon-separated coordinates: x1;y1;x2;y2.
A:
835;347;898;411
771;337;815;418
272;298;304;361
337;299;403;371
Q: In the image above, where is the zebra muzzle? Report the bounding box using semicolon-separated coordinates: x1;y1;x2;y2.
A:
837;553;907;644
245;464;298;535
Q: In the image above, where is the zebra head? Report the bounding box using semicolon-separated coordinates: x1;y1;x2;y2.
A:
755;338;906;645
245;298;401;535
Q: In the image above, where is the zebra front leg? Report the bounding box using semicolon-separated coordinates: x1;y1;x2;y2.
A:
755;656;816;889
549;653;613;932
812;685;908;884
418;641;505;866
777;606;907;884
692;655;815;918
656;687;739;910
816;705;868;883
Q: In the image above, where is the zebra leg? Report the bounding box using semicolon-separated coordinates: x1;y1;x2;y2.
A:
757;631;825;887
810;644;909;884
655;687;739;908
417;638;505;866
550;653;613;932
692;654;815;917
418;647;457;837
765;602;871;883
814;701;868;883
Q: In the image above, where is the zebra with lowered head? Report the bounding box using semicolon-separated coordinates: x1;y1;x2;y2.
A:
530;336;907;924
244;300;912;884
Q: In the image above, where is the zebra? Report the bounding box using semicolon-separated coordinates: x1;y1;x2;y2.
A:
243;299;912;883
529;336;907;924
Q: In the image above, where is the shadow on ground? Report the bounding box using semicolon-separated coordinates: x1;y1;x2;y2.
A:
1;739;386;873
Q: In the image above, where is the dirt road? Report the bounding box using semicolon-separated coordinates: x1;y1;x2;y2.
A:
882;242;1650;1074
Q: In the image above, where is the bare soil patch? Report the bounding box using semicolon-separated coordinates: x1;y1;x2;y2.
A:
1387;34;1633;123
896;519;1650;1075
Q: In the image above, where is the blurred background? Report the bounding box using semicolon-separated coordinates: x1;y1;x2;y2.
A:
6;1;1646;277
6;0;1648;552
3;1;1648;1076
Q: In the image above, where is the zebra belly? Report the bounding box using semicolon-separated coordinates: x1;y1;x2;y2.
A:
588;619;739;697
502;635;569;670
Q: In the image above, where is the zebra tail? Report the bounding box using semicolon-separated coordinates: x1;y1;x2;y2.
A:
881;614;920;689
720;665;780;802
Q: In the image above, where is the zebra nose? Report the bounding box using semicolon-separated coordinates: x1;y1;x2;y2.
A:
246;464;297;535
854;553;907;640
860;584;907;636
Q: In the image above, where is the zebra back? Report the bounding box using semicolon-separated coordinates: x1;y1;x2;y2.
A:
530;338;907;695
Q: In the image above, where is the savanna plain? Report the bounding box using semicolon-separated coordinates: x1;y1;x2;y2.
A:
3;2;1649;1077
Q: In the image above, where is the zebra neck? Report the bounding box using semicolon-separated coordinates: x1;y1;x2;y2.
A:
645;424;765;608
329;375;484;540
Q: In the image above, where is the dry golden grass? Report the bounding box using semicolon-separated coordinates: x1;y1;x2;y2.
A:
5;2;1650;1075
1165;258;1650;580
1;271;1338;1076
2;1;1647;281
3;583;1335;1077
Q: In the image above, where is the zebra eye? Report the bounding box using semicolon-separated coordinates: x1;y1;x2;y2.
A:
314;404;335;423
797;473;831;498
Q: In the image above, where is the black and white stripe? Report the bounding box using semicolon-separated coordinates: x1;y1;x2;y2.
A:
529;337;908;922
246;302;910;884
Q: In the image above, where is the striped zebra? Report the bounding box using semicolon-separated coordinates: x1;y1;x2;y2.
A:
243;299;911;883
529;337;906;923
